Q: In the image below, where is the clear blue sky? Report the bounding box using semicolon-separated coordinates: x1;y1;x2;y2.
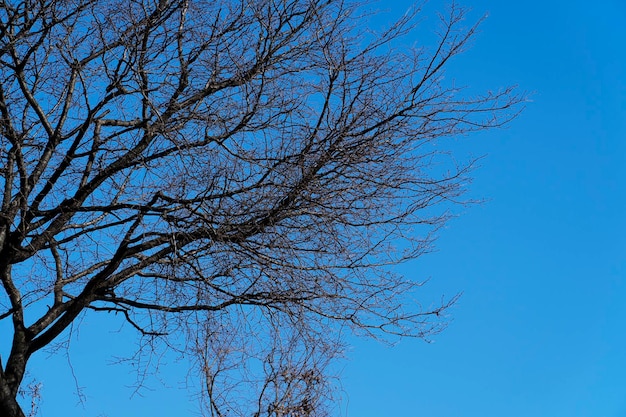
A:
344;1;626;417
20;1;626;416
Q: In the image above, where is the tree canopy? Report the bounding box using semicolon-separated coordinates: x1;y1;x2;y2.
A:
0;0;521;415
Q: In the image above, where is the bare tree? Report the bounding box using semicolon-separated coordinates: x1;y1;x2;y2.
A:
0;0;521;415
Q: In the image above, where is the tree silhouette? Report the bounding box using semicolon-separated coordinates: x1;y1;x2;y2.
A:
0;0;521;415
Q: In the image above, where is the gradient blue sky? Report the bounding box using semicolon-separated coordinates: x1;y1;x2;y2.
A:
344;1;626;416
18;1;626;416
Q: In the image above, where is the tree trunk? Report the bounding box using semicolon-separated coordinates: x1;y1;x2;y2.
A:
0;383;26;417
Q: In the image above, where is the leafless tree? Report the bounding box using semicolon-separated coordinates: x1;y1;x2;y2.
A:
0;0;521;415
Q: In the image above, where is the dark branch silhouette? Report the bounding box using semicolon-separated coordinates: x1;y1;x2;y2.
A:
0;0;522;415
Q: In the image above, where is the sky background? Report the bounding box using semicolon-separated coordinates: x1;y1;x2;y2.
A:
343;1;626;417
15;1;626;416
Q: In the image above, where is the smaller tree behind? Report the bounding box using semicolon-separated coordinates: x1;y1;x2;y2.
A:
0;0;521;415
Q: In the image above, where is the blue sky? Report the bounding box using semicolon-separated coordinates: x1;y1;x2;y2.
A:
17;1;626;416
343;1;626;417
